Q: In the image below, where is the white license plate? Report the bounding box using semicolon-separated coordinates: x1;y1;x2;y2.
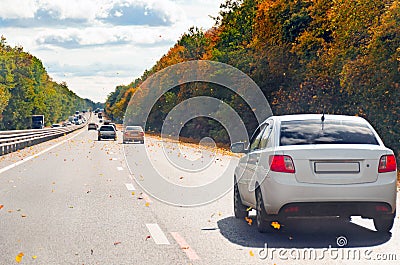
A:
314;162;360;173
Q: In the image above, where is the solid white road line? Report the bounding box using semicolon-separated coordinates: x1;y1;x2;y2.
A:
125;183;135;191
170;232;200;260
145;224;170;245
0;129;86;175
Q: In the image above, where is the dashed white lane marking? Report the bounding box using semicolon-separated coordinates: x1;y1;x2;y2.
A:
117;167;123;171
125;183;135;191
145;224;170;245
0;129;86;175
112;158;118;161
170;232;200;260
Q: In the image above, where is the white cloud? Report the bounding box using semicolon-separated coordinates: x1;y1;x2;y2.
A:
0;0;36;19
0;0;224;102
36;26;177;48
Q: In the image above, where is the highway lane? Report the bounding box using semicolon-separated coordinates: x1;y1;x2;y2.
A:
1;124;400;264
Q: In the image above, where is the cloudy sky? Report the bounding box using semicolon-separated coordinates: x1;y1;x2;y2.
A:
0;0;224;102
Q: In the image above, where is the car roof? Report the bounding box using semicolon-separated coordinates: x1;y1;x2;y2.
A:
100;125;115;128
269;114;368;123
126;126;143;129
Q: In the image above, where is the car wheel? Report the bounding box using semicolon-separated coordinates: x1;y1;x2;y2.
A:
98;137;101;141
234;179;248;219
374;213;395;233
256;188;273;233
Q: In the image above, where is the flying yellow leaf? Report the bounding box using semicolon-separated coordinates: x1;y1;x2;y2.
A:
15;252;24;263
245;217;253;226
271;221;281;229
145;202;150;207
32;255;37;259
249;250;254;257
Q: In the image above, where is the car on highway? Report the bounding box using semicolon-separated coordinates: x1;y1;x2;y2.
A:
51;124;61;128
98;125;116;141
123;126;144;144
88;123;98;130
231;114;397;233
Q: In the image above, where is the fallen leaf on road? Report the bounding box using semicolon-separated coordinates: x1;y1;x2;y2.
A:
249;250;254;257
181;246;189;250
15;252;24;263
0;205;3;210
8;210;13;213
131;192;135;196
145;236;151;240
113;241;121;246
68;206;74;209
245;217;253;226
271;221;281;230
21;214;27;218
179;176;184;179
145;202;150;207
32;255;37;259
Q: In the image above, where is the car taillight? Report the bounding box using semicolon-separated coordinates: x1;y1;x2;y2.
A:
269;155;295;173
378;155;397;173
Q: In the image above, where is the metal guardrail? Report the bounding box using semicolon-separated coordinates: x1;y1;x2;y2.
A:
0;123;87;156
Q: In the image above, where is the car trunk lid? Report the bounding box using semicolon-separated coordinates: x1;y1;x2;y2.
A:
279;145;388;184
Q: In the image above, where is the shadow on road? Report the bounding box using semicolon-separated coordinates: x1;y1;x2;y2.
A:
217;216;391;249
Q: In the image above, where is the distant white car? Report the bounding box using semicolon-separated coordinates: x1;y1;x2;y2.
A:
231;114;397;233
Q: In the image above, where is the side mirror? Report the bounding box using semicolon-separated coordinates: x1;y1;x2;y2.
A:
231;142;247;153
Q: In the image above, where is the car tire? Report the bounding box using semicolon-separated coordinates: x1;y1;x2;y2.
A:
98;137;101;141
256;188;273;233
234;179;248;219
374;213;395;233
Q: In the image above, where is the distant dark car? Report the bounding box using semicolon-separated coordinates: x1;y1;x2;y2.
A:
88;123;98;130
51;124;61;128
98;125;116;141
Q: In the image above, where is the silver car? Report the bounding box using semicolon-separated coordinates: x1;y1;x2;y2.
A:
231;114;397;233
98;125;116;141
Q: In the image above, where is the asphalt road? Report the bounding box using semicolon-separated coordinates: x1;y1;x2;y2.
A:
1;120;399;265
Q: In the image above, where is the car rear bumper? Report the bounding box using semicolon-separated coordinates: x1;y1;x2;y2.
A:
123;136;144;142
261;173;397;216
99;134;116;139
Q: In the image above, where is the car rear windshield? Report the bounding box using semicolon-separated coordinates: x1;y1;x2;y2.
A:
280;120;379;146
100;126;114;131
126;126;142;131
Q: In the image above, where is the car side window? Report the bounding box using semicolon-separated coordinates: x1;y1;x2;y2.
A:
249;125;267;151
259;121;273;149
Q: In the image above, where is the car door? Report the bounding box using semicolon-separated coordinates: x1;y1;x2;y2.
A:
247;120;274;206
238;124;267;204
